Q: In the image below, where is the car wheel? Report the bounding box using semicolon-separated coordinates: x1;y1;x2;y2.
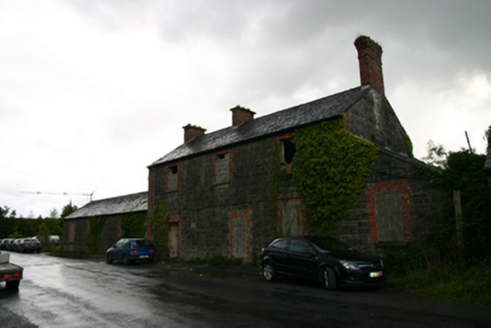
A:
322;267;337;290
106;254;113;264
122;254;130;265
6;280;20;291
262;262;277;282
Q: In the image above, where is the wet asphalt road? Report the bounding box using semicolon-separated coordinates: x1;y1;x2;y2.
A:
1;252;490;327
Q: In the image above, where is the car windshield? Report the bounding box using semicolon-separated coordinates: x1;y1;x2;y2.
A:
304;237;354;252
132;239;152;247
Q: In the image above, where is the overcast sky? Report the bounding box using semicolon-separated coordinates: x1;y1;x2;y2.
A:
1;0;490;218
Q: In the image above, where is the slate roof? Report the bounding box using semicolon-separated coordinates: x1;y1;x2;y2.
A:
64;192;147;219
150;86;371;167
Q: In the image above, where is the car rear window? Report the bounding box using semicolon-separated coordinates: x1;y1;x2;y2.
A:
133;239;152;247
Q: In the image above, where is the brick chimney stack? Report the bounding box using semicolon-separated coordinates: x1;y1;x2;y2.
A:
354;35;385;96
183;124;206;143
230;105;255;127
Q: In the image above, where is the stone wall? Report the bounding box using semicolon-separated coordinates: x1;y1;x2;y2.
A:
64;219;89;252
63;212;146;253
347;90;408;155
340;150;449;254
151;136;279;261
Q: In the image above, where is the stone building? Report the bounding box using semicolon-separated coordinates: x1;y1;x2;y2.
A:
63;192;147;253
147;36;448;261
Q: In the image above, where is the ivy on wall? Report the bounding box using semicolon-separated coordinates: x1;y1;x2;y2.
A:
149;203;169;261
291;117;379;236
86;216;106;253
270;147;291;235
121;213;147;238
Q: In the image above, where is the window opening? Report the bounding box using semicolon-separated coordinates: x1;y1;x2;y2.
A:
282;138;296;165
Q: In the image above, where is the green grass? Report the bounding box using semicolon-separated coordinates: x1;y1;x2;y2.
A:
386;251;491;309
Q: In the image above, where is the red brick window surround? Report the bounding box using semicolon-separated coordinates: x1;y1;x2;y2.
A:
165;163;181;192
365;180;414;243
212;150;233;184
227;209;252;262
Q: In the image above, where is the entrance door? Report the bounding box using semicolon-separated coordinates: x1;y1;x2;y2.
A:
168;224;180;259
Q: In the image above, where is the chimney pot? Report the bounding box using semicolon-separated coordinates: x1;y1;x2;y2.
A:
183;124;206;143
230;105;255;127
354;35;385;96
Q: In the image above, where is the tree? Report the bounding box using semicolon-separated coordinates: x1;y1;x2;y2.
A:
49;208;59;219
422;140;447;168
61;201;78;218
0;206;17;238
37;221;51;247
422;134;491;263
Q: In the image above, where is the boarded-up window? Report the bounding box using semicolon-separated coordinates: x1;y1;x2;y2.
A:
167;164;179;191
168;224;180;258
232;217;247;259
282;200;302;236
69;222;76;243
375;191;404;242
214;152;230;184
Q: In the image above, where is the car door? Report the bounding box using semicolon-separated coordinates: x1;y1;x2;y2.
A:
112;239;127;260
286;239;319;278
265;238;290;274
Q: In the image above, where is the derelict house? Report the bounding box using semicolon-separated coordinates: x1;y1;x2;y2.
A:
147;36;447;262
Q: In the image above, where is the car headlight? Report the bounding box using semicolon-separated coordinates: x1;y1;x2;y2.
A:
340;260;360;270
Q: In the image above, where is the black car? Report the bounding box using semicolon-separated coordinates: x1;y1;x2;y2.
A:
260;236;385;290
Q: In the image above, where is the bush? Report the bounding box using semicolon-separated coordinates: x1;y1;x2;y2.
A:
386;247;491;309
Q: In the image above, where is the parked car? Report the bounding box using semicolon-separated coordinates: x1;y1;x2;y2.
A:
260;236;385;290
106;238;155;265
11;238;24;252
16;238;42;253
1;238;13;250
0;250;23;290
49;235;61;247
4;239;16;251
35;235;60;248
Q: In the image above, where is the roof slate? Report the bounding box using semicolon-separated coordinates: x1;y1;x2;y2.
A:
64;192;147;219
150;86;371;167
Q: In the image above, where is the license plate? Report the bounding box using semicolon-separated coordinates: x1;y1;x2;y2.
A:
139;255;149;259
370;271;383;278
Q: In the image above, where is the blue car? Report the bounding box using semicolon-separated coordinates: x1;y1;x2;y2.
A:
106;238;155;265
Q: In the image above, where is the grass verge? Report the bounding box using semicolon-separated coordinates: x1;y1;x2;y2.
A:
385;249;491;309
